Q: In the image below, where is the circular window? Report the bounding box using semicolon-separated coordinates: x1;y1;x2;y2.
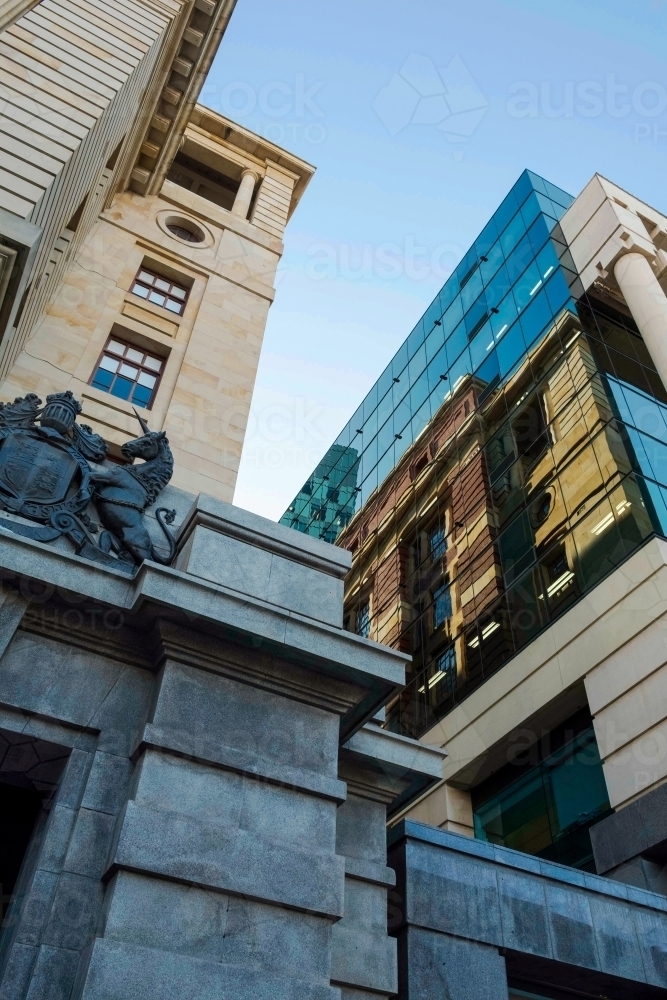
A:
155;211;214;248
165;218;205;243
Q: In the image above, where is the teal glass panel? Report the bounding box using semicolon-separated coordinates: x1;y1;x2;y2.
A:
473;725;610;869
519;288;552;348
496;320;527;378
442;295;464;335
479;238;505;286
500;211;527;258
445;318;468;361
544;268;571;314
520;191;542;229
494;187;520;233
469;321;495;370
513;261;543;312
527;215;550;255
460;267;483;313
491;292;518;339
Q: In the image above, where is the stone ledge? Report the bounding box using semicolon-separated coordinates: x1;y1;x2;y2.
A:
176;493;351;580
389;820;667;914
135;723;347;803
343;856;396;888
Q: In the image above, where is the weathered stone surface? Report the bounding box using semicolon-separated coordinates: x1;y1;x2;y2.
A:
103;871;333;977
330;879;397;994
112;750;345;918
80;939;341;1000
390;820;667;995
149;657;342;784
399;927;507;1000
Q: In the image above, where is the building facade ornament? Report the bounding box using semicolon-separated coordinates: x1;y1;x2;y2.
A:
0;392;175;573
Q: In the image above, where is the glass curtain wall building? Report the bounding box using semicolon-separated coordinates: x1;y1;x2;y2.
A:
281;169;667;741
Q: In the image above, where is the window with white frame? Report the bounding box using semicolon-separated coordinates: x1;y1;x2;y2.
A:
131;266;189;315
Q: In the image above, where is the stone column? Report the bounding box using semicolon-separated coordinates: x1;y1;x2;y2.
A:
231;168;259;219
614;252;667;388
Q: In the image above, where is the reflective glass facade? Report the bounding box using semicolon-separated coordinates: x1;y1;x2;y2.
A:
281;169;667;740
472;713;610;871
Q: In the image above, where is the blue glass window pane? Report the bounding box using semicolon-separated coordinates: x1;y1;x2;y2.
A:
131;384;152;407
505;233;534;283
519;288;553;348
514;261;543;312
494;188;520;233
469;321;495;370
110;377;133;400
500;211;527;258
393;395;412;433
408;344;427;383
636;429;667;486
520;191;542;230
536;242;559;283
480;239;504;286
512;169;535;206
391;342;409;377
475;349;500;387
377;419;394;459
427;344;448;391
491;292;518;340
485;264;511;310
424;324;445;363
92;368;113;391
376;446;394;487
448;348;472;392
410;371;429;412
526;170;548;195
376;365;393;401
406;317;426;355
609;378;667;438
376;387;394;427
545;269;572;315
456;245;479;285
534;191;559;222
527;215;550;256
446;318;467;362
465;292;489;339
438;274;459;313
362;465;379;503
350;403;364;436
412;397;432;439
429;374;450;413
543;179;574;210
363;406;378;440
461;267;483;313
640;476;667;535
442;295;463;336
475;217;499;257
496;320;527;378
394;431;410;463
363;383;378;419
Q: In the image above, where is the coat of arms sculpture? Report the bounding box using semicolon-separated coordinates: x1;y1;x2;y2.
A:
0;391;176;574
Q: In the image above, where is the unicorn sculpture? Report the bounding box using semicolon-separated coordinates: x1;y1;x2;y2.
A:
92;411;176;565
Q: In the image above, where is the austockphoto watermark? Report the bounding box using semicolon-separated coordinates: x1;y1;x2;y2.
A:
507;75;667;124
200;75;327;146
305;238;462;284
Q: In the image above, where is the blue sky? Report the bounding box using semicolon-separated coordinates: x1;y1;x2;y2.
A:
202;0;667;519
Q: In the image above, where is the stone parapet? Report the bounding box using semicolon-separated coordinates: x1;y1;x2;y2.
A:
389;819;667;999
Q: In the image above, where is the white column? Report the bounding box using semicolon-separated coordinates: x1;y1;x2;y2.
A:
230;168;259;219
614;252;667;390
